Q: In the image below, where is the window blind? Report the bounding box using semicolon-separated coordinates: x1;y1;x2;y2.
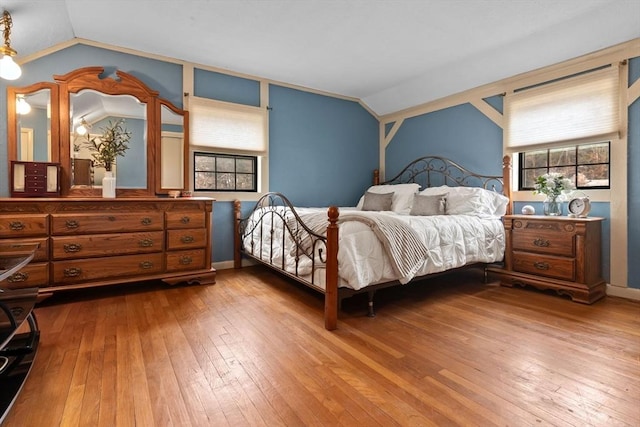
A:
505;66;620;152
189;96;266;152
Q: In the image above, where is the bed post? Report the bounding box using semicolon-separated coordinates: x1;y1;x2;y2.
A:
502;155;512;215
324;206;339;330
233;200;242;269
373;169;380;185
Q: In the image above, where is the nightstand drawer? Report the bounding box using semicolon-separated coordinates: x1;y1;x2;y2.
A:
512;229;574;257
512;251;575;281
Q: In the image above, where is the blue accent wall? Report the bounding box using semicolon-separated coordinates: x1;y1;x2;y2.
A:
627;56;640;288
268;84;379;207
194;69;260;106
385;102;504;179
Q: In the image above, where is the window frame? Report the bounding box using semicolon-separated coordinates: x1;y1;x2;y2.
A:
518;142;611;192
193;151;258;193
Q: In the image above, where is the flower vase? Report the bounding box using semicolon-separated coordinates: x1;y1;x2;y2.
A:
543;196;561;216
102;171;116;198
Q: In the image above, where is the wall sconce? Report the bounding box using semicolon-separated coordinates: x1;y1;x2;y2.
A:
76;117;91;135
0;10;21;80
16;96;31;115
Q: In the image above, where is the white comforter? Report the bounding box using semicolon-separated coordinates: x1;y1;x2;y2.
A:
242;207;505;291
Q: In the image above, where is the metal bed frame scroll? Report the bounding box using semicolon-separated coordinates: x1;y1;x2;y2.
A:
234;155;512;330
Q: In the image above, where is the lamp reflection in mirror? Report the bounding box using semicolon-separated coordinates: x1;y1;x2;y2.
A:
76;117;91;136
0;10;21;80
16;96;30;114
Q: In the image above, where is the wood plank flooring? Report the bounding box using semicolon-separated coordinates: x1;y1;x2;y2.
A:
4;266;639;426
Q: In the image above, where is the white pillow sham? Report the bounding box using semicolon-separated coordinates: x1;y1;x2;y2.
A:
357;183;420;214
420;185;509;216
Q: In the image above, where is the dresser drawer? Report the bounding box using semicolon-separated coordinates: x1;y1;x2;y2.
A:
51;212;163;235
512;251;575;281
3;262;49;288
167;229;207;250
0;237;49;262
512;229;574;257
51;231;164;260
52;253;163;283
0;214;49;238
166;249;206;272
166;211;206;229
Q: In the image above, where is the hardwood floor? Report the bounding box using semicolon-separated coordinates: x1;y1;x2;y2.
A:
4;266;639;426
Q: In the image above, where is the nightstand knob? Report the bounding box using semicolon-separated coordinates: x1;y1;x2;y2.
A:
533;238;550;247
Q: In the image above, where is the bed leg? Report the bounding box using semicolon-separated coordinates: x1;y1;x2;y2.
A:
367;290;376;317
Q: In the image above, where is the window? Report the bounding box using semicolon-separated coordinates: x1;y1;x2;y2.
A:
194;152;257;192
519;142;610;190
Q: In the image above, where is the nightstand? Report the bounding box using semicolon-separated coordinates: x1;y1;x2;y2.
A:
487;215;606;303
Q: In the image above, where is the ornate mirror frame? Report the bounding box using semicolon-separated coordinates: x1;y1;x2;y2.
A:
6;66;189;198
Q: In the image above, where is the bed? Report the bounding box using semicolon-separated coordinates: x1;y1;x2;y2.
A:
233;155;512;330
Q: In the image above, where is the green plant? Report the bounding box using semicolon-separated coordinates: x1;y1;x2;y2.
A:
83;118;131;172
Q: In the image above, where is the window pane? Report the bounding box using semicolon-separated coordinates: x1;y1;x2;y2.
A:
216;172;234;189
216;157;235;172
578;142;609;164
522;169;541;189
523;151;547;168
549;147;575;166
236;173;255;190
195;155;215;171
549;166;576;187
236;158;254;173
578;165;609;187
195;172;215;189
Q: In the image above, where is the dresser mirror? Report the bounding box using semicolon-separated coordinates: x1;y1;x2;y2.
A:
7;82;59;164
158;100;188;193
6;66;188;197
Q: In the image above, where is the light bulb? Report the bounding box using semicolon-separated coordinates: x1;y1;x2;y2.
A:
16;97;30;114
0;55;21;80
76;123;88;135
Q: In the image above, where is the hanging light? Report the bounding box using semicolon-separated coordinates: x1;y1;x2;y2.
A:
76;117;91;135
16;96;31;114
0;10;21;80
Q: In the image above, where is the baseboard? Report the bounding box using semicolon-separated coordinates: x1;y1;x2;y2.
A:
606;284;640;301
212;259;257;271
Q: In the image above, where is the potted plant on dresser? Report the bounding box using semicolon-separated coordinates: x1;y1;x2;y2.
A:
83;118;131;198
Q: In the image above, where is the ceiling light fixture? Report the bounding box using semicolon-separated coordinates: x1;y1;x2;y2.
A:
0;10;21;80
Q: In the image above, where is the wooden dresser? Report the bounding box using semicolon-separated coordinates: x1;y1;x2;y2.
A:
0;198;215;296
488;215;606;304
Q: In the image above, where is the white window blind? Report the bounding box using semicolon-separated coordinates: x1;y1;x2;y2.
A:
505;66;620;152
189;96;266;152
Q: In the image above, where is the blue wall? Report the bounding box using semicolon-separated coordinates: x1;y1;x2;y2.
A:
386;101;504;179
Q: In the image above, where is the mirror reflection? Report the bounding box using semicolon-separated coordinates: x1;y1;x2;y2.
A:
70;90;147;188
160;103;185;189
16;88;52;162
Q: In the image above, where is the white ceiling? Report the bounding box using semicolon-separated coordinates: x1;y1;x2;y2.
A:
5;0;640;116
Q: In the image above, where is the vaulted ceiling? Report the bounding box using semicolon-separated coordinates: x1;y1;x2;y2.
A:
4;0;640;116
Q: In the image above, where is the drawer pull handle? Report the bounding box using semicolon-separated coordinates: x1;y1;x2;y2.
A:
180;216;190;224
8;272;29;283
65;220;79;229
63;267;82;278
533;238;550;247
63;243;83;253
533;261;550;270
179;256;193;265
139;239;154;248
9;221;25;231
139;261;154;270
141;217;152;226
181;235;194;244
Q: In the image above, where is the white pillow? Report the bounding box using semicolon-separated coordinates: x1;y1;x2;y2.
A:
357;183;420;214
420;185;509;216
